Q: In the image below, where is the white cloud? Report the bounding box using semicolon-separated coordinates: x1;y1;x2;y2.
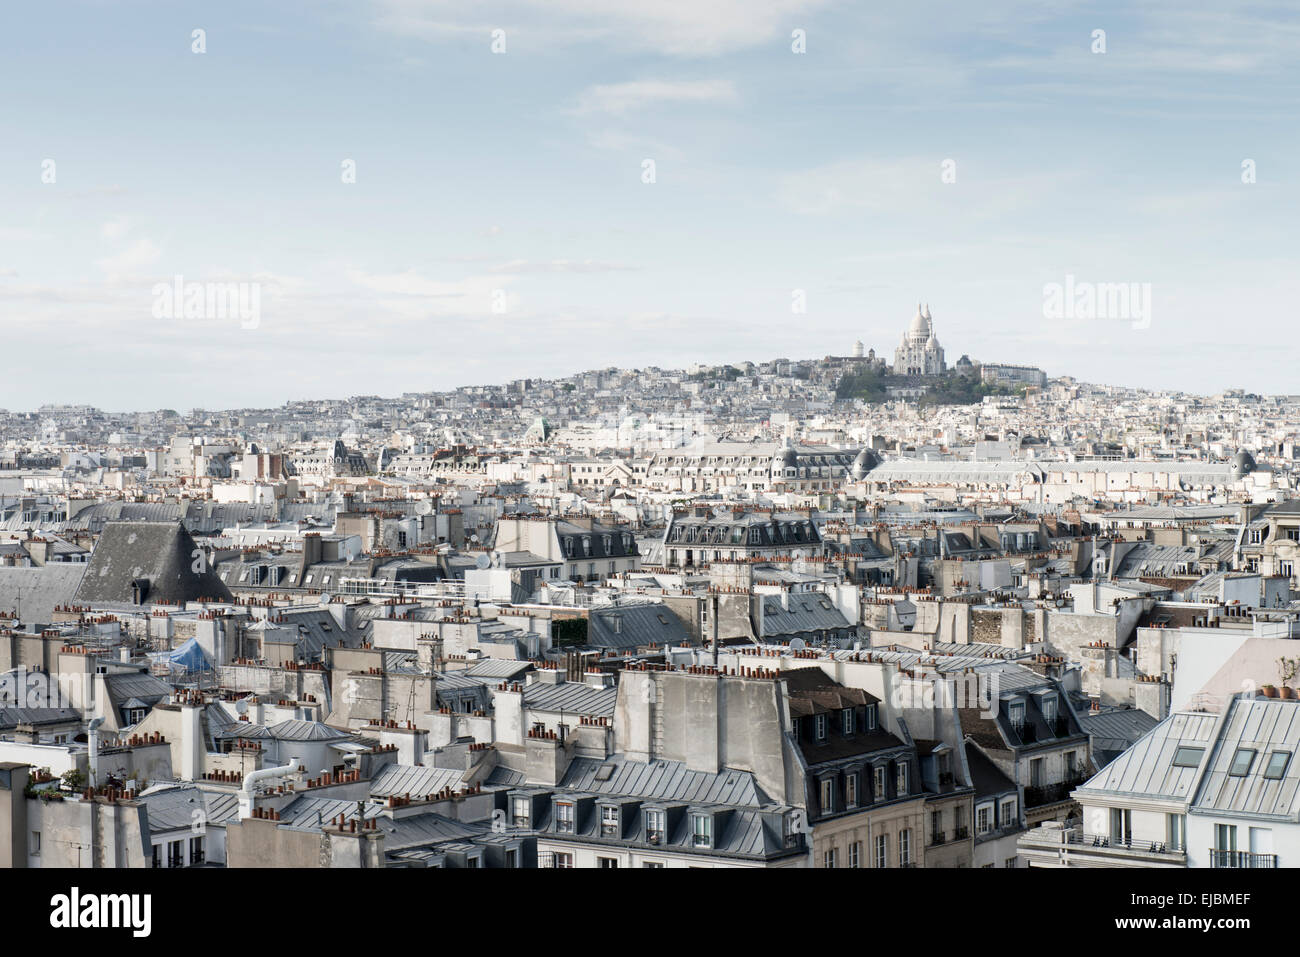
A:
100;218;131;241
372;0;834;56
94;238;163;282
573;79;737;116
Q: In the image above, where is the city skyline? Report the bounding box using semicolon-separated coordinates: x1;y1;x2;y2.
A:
3;0;1299;409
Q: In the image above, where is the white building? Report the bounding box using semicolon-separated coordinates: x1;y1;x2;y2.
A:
893;303;946;376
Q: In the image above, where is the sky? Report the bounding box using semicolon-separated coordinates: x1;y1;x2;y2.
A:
2;0;1298;412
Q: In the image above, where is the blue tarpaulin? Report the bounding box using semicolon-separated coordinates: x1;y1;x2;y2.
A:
166;637;210;672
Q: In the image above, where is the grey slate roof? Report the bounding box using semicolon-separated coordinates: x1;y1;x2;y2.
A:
1080;710;1219;801
0;563;87;623
559;755;767;806
139;784;240;832
75;521;233;605
522;681;618;718
1191;697;1300;819
587;602;690;651
369;764;466;799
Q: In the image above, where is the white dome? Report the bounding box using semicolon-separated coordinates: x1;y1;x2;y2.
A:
907;303;931;339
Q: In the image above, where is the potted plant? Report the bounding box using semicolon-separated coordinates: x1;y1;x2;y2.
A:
1261;685;1278;698
1283;686;1297;700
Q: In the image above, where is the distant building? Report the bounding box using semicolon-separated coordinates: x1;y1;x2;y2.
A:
980;363;1047;389
893;303;946;376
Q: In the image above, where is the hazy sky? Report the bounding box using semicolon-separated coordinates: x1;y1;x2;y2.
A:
2;0;1298;411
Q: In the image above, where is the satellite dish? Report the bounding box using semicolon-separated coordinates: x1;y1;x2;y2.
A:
235;699;249;715
320;593;332;604
789;638;807;651
474;554;491;570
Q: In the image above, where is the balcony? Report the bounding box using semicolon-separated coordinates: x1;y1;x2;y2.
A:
1209;849;1277;869
953;826;970;840
929;830;946;847
1012;721;1037;744
1024;774;1089;809
1083;833;1172;854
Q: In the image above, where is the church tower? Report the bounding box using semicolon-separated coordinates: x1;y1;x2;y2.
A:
893;302;946;375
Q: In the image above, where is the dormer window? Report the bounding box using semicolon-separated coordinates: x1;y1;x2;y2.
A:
842;708;854;734
600;805;620;837
874;765;886;799
896;762;908;795
815;714;828;741
863;704;877;731
645;809;665;844
582;536;592;556
555;801;575;833
512;797;531;828
1008;700;1025;729
692;814;712;848
1041;694;1057;725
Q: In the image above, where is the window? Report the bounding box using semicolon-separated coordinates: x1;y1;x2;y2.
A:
553;852;574;869
1172;746;1204;768
643;861;665;869
815;714;828;741
1111;808;1132;845
1030;757;1044;788
784;812;800;848
820;778;834;813
190;836;204;865
555;802;575;833
842;708;854;734
512;797;531;828
465;856;480;868
1264;751;1292;780
874;834;888;869
1041;694;1056;724
692;814;712;849
505;848;519;868
899;829;912;866
167;840;183;868
977;805;991;835
601;805;620;837
1168;813;1186;851
152;844;161;869
597;857;618;868
849;841;861;868
846;773;859;809
823;847;837;868
1004;857;1018;868
1229;748;1257;777
1008;700;1025;728
1214;823;1237;852
645;809;665;844
1000;799;1016;827
863;704;877;730
874;765;886;799
896;762;908;795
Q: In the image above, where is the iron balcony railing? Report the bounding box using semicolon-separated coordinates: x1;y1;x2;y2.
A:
1209;849;1277;868
1024;773;1089;808
929;831;946;847
1081;833;1174;854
